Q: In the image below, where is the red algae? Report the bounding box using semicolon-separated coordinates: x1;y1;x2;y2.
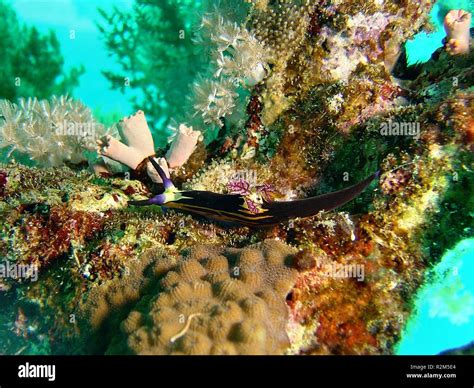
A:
12;205;106;270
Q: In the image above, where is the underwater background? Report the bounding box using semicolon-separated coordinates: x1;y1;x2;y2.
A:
0;0;473;355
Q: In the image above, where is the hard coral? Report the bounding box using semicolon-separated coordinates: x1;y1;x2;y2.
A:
82;240;299;355
117;240;297;355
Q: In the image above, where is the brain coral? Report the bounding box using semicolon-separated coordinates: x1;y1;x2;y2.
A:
98;240;299;355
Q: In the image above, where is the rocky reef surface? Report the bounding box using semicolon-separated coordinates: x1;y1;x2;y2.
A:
0;0;472;355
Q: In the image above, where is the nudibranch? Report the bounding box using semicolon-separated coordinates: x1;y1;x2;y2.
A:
129;157;379;227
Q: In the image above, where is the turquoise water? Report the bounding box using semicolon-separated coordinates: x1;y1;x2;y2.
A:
12;0;472;111
12;0;136;117
406;3;445;65
396;238;474;355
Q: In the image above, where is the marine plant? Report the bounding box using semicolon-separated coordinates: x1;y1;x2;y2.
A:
0;0;83;101
97;0;204;140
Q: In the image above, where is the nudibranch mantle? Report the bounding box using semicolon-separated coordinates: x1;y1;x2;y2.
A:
129;157;379;227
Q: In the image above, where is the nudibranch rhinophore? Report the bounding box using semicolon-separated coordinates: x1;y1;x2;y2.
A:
128;157;379;227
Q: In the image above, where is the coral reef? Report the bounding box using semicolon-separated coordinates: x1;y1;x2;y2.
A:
0;0;473;356
246;0;434;130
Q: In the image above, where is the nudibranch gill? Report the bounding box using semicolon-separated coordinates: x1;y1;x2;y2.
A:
128;157;379;227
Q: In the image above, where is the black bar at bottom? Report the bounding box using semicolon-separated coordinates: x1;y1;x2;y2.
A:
0;355;471;387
